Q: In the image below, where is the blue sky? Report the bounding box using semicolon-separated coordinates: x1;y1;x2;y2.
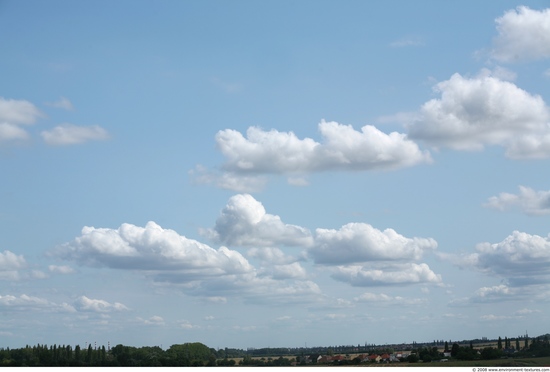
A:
1;0;550;350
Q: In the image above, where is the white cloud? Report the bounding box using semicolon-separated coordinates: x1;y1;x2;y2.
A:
485;186;550;215
203;194;314;248
480;314;514;321
263;262;308;280
41;123;110;145
0;250;26;270
31;270;48;279
408;72;550;158
0;123;29;142
0;97;43;125
331;263;442;286
287;177;309;187
490;6;550;62
53;221;254;277
190;165;267;193
354;292;425;305
472;231;550;285
54;221;321;304
310;223;437;265
389;36;425;48
478;66;517;82
505;134;550;159
377;111;420;126
232;325;257;332
444;231;550;291
0;97;43;142
195;120;431;191
48;265;75;274
203;296;227;304
235;279;322;305
247;247;300;265
247;247;308;280
0;294;76;313
140;315;165;325
514;308;541;316
178;320;200;329
45;97;74;111
74;295;129;313
216;120;431;175
275;315;291;322
0;251;27;281
472;285;516;302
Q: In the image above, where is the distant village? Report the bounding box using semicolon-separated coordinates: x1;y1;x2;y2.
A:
237;333;549;366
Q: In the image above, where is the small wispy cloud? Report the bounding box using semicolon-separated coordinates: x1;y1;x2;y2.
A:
41;123;110;146
484;186;550;216
210;77;243;93
389;36;425;48
45;97;74;111
48;265;75;274
139;315;165;326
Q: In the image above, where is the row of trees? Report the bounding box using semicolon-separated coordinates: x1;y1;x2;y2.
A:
1;335;549;366
409;335;550;363
0;343;108;367
0;342;216;367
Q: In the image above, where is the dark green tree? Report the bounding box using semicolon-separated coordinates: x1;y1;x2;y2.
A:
497;337;502;350
86;344;93;364
481;347;502;360
74;345;81;365
451;343;460;357
100;345;106;364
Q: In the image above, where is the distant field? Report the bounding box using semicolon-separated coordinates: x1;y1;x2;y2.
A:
227;356;550;367
428;356;550;367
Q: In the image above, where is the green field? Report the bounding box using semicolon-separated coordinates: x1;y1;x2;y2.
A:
422;356;550;367
226;356;550;367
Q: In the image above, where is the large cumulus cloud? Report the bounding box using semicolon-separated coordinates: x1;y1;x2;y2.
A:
203;194;441;287
309;223;440;286
203;194;314;247
471;231;550;285
217;120;431;174
485;186;550;216
196;120;432;191
490;6;550;63
310;223;437;265
52;221;321;304
53;221;254;276
408;72;550;158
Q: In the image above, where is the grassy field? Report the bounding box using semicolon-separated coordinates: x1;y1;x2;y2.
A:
227;356;550;367
426;356;550;367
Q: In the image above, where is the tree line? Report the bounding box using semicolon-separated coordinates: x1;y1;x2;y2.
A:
0;342;217;367
1;334;549;366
